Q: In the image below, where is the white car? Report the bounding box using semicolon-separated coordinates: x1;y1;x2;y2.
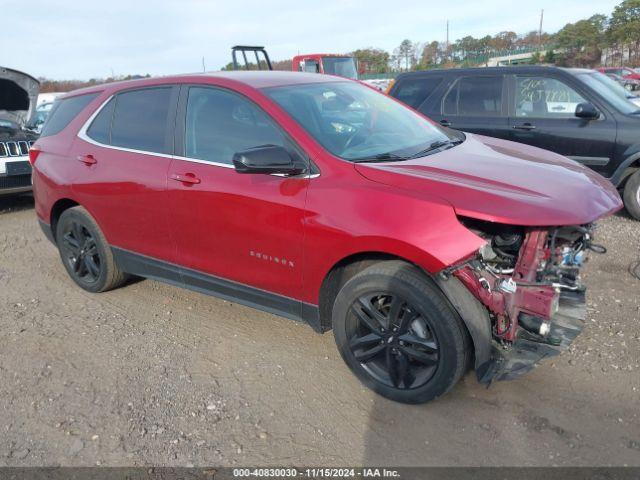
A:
0;67;39;195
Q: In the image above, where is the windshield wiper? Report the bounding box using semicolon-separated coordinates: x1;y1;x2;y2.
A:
407;139;462;159
353;152;409;163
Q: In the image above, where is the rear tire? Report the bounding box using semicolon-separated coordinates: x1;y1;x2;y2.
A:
332;260;470;404
623;170;640;221
56;206;128;292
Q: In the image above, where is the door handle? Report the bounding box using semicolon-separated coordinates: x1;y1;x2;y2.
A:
512;123;536;131
77;154;97;165
170;173;201;185
440;119;451;127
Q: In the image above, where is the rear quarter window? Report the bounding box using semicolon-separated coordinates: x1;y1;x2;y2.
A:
393;76;443;109
40;93;99;137
86;98;116;144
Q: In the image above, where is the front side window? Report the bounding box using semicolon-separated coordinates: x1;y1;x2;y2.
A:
303;60;320;74
264;81;454;161
443;76;503;116
40;93;99;137
184;87;285;165
110;87;172;154
321;57;358;79
515;76;586;118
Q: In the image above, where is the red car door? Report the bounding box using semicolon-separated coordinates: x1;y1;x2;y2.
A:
167;85;310;314
73;86;179;264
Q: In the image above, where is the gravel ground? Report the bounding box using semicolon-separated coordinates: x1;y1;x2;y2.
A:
0;194;639;467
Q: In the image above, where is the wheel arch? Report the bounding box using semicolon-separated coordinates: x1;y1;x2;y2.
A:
49;198;80;240
611;150;640;187
317;251;492;378
317;251;405;332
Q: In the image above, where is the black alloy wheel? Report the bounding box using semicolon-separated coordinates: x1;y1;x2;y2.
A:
60;220;102;283
56;206;128;293
332;260;470;404
348;293;439;389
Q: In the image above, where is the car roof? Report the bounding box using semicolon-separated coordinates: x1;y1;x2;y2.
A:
394;65;596;81
61;71;345;98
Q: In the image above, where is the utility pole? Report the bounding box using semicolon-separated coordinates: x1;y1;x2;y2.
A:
446;20;450;63
202;56;206;72
538;9;544;49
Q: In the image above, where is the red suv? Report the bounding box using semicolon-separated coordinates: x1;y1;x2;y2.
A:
31;72;621;404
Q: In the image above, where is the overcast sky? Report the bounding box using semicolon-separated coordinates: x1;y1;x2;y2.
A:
5;0;620;80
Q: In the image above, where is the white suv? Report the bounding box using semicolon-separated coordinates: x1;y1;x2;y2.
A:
0;67;39;195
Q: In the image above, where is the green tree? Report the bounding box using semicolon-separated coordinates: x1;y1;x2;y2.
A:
419;41;440;67
351;48;390;73
554;14;606;67
607;0;640;63
393;39;416;71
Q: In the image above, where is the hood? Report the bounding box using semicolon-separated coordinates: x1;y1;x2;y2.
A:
355;134;622;226
0;67;40;127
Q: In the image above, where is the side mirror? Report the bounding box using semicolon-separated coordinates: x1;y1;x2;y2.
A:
575;102;599;120
233;145;304;175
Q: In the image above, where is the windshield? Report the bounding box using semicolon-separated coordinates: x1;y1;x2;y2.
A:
577;72;639;115
264;81;456;161
321;57;358;79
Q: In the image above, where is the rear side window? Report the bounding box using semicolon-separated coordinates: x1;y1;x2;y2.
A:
110;87;173;154
443;76;503;116
40;93;99;137
393;76;443;109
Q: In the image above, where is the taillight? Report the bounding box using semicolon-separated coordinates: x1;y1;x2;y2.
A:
29;145;41;165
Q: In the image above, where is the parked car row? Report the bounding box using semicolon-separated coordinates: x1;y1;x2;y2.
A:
606;72;640;91
388;66;640;219
598;66;640;89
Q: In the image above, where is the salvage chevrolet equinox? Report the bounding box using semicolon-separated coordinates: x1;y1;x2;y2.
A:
31;72;622;404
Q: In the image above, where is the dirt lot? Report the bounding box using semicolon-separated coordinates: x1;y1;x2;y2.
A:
1;194;639;467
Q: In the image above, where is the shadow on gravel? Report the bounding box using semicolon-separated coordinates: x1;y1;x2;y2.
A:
0;193;34;215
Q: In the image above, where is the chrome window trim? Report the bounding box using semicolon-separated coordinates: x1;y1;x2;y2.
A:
77;93;319;178
77;95;236;170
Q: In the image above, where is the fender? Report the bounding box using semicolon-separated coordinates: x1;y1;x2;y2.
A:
301;176;486;305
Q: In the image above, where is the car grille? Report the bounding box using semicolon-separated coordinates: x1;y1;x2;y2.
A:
0;174;31;189
0;141;35;157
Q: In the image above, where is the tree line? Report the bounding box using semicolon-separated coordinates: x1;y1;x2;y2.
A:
352;0;640;73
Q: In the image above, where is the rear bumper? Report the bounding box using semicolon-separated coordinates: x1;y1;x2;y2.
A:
478;289;586;383
39;219;55;245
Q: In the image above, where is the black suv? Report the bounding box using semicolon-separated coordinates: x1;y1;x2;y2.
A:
388;66;640;219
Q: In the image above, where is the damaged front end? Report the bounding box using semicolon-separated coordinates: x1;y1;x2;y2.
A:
440;219;604;384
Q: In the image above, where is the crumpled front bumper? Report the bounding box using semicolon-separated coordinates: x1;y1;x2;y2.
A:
478;289;586;384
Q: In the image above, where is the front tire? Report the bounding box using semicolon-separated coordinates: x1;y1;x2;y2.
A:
623;170;640;221
56;206;128;292
332;261;470;404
